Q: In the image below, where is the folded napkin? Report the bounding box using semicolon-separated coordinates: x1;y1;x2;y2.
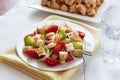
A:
0;15;100;80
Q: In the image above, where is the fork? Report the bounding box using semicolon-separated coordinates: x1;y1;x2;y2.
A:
82;41;92;80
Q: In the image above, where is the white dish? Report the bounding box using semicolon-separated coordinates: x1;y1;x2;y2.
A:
29;0;109;23
16;20;94;71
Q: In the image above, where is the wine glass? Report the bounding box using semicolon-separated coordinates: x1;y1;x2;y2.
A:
101;7;120;63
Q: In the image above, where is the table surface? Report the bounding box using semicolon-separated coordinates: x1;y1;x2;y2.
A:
0;0;120;80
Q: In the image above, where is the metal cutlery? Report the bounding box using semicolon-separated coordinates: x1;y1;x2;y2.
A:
82;41;93;80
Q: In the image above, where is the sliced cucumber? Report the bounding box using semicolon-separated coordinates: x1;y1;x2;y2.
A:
24;35;35;46
73;41;83;50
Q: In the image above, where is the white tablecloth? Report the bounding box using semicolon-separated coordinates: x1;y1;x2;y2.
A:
0;0;120;80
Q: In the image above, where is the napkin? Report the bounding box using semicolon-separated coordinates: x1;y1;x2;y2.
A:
0;15;101;80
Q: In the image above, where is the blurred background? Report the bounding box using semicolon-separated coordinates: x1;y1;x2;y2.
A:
0;0;18;16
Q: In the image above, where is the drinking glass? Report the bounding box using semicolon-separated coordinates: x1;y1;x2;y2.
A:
101;8;120;63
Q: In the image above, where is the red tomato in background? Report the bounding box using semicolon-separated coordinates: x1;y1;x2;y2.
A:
45;57;60;66
45;25;58;33
78;31;85;39
53;41;66;55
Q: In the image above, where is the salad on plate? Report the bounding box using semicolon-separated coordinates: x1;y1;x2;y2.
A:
23;23;85;66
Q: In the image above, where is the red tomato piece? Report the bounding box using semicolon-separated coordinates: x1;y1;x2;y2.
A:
78;31;85;39
45;39;52;45
33;31;37;35
45;57;60;66
66;53;73;62
53;41;66;55
29;31;37;37
26;49;39;59
29;34;34;37
45;25;58;33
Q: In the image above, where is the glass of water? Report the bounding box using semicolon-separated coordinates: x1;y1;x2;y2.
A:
101;8;120;63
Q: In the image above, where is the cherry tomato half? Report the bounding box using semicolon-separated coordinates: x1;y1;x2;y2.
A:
52;41;66;55
78;31;85;39
45;25;58;33
45;57;59;66
26;49;39;59
66;52;73;62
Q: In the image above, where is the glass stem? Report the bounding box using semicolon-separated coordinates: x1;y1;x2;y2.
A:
113;40;117;63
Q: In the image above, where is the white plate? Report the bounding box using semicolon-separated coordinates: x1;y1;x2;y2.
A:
29;0;109;23
16;20;94;71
